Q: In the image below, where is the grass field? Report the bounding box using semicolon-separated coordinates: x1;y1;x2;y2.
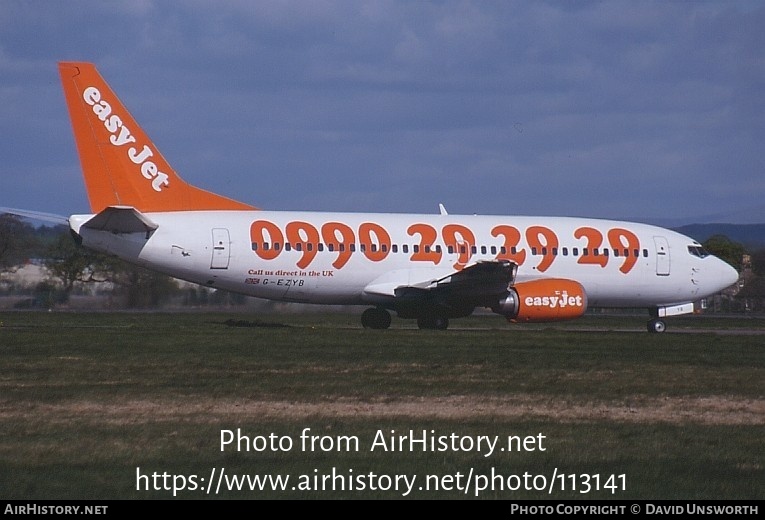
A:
0;310;763;500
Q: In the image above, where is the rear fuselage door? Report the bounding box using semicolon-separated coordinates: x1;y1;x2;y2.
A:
211;228;231;269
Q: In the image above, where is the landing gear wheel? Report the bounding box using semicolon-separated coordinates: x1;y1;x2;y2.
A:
361;308;392;329
647;318;666;333
417;315;449;330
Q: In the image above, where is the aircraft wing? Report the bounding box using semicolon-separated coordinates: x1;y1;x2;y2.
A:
395;260;517;301
363;260;517;315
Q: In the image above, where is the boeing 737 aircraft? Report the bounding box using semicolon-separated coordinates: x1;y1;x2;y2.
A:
11;62;741;332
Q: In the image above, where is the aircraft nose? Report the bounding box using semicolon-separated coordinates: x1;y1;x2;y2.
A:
717;260;740;291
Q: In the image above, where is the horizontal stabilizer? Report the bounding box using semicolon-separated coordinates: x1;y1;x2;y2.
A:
82;206;158;234
0;207;69;225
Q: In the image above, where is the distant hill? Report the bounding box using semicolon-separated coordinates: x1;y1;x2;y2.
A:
685;204;765;225
673;223;765;250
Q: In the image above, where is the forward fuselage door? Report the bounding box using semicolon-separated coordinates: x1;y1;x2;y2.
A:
211;228;231;269
653;236;670;276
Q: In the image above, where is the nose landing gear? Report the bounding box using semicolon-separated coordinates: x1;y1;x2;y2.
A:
647;318;667;333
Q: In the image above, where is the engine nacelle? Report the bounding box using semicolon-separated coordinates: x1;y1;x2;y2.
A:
492;278;588;323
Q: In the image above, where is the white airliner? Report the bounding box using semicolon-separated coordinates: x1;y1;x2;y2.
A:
13;62;741;332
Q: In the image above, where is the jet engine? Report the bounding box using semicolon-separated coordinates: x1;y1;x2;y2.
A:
492;278;588;323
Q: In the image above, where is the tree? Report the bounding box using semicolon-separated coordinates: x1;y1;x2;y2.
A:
702;235;745;270
44;233;118;297
43;227;184;308
0;214;37;269
736;276;765;312
749;248;765;277
113;265;180;308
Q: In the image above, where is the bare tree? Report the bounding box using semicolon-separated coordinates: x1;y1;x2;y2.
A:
44;233;119;296
0;214;36;270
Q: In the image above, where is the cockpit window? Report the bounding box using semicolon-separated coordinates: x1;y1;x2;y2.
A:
687;245;710;258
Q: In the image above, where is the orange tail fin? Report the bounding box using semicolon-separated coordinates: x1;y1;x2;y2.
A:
58;62;255;213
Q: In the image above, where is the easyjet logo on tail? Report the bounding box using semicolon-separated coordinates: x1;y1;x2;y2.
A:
82;86;169;192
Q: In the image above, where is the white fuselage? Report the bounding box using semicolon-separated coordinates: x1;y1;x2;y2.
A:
69;210;739;311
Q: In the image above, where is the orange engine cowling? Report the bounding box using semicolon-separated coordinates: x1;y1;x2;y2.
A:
492;278;588;323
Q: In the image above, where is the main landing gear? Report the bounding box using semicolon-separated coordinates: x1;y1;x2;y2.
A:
416;315;449;330
361;307;392;329
360;307;450;330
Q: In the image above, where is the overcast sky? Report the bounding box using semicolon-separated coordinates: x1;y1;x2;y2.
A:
1;1;763;224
